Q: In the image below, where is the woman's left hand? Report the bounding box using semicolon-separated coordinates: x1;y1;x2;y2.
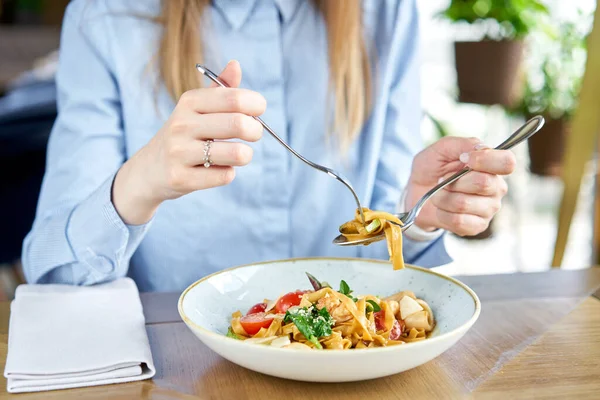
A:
404;137;516;237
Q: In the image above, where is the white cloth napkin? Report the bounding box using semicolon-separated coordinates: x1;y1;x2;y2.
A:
4;278;156;393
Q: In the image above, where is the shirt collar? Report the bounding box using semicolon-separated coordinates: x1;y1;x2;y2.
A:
212;0;304;30
274;0;305;23
212;0;257;30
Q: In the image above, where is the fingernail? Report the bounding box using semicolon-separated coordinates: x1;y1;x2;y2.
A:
474;143;489;150
459;152;470;163
437;177;444;184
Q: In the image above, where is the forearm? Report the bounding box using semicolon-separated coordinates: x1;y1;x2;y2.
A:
22;173;151;285
112;149;162;225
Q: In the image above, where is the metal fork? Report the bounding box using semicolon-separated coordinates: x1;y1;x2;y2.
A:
195;64;367;225
333;115;546;246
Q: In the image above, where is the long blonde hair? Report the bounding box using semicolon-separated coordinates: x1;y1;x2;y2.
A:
157;0;371;152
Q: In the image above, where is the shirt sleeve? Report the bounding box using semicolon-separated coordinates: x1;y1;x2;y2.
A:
359;0;452;268
21;2;151;285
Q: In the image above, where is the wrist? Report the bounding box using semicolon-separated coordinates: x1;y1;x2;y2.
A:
397;188;443;242
112;155;161;225
404;182;437;232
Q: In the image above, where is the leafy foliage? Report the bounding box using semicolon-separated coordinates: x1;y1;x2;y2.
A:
440;0;549;40
514;12;591;119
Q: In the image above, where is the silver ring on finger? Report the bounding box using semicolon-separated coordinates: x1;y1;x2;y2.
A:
203;139;214;168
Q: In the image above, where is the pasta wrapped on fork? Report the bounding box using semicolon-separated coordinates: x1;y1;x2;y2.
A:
339;208;405;270
226;273;434;350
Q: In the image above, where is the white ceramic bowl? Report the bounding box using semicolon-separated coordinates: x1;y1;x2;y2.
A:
178;258;480;382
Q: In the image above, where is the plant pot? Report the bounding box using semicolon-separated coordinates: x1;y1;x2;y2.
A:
527;116;568;177
454;40;525;107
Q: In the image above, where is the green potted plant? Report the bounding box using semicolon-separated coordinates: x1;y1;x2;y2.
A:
513;16;590;176
441;0;548;106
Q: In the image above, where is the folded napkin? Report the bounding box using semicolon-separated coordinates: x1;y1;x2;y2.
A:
4;278;156;393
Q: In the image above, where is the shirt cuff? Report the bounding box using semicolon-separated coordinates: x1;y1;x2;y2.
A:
66;172;152;283
397;186;444;242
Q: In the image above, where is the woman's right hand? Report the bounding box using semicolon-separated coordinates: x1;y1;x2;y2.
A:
112;60;266;225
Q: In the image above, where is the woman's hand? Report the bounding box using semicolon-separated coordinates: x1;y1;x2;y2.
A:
404;137;516;237
113;60;266;225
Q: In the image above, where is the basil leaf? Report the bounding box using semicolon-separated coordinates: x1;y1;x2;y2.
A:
339;280;351;295
292;315;322;349
339;280;357;302
307;336;322;349
366;300;381;312
305;273;331;290
286;311;323;349
305;272;323;290
226;327;243;340
283;306;334;350
313;307;334;338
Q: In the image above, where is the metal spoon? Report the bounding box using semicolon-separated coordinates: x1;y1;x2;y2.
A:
195;64;367;225
333;115;546;246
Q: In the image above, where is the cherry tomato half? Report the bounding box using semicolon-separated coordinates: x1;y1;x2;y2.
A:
275;290;310;314
374;310;386;331
389;320;403;340
246;302;267;315
374;311;404;340
239;312;273;335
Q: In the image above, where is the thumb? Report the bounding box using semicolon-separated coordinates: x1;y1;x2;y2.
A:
435;136;485;160
210;60;242;88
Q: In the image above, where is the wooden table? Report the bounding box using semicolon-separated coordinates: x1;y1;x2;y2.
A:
1;268;599;399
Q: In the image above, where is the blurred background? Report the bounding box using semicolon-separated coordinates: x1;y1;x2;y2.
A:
419;0;597;277
0;0;598;298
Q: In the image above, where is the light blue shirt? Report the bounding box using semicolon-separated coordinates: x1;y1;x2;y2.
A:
22;0;452;292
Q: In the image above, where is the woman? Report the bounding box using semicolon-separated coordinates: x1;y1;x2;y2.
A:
22;0;515;292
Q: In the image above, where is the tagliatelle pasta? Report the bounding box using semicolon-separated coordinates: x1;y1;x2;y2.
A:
226;274;434;350
339;208;405;270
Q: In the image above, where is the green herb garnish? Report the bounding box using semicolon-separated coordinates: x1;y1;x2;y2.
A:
366;300;381;312
306;272;323;290
365;299;381;314
339;280;351;295
305;272;331;290
226;327;243;340
339;280;358;302
284;306;335;349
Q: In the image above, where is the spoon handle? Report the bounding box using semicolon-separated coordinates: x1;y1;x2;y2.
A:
495;115;546;151
407;116;545;223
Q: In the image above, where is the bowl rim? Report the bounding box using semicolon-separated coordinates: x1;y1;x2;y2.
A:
177;257;481;355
